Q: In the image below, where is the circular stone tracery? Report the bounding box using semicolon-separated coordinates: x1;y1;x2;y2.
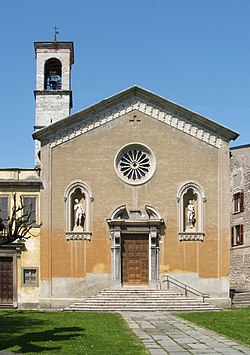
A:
115;143;156;185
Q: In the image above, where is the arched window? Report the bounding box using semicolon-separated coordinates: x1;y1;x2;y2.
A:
64;181;93;240
44;58;62;90
177;182;206;241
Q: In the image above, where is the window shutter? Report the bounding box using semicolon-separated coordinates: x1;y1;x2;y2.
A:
233;194;237;212
0;196;8;222
240;224;244;245
23;197;36;224
240;192;244;212
231;227;234;246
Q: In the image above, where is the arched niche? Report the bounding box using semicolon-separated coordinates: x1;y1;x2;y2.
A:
64;181;93;240
177;181;206;241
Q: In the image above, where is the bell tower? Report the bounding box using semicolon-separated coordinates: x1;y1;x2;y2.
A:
34;38;74;166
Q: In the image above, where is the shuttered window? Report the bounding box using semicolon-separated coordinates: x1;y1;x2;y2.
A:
231;224;244;246
0;196;9;225
22;196;37;224
233;192;244;213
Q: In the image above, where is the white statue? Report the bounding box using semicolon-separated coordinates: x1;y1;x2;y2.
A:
187;200;195;228
74;199;85;228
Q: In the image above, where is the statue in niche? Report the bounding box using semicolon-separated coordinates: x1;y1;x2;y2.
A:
73;198;85;231
186;200;196;229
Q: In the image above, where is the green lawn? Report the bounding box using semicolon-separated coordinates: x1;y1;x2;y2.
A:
0;310;148;354
177;308;250;346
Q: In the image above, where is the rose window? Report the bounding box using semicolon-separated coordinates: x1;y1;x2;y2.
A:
115;143;156;185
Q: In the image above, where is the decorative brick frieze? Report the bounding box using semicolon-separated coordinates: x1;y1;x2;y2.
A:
66;232;92;241
179;232;205;241
46;97;222;149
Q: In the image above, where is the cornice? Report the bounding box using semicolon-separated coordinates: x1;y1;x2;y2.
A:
34;90;72;96
40;96;223;149
34;42;74;64
33;86;239;148
0;180;42;188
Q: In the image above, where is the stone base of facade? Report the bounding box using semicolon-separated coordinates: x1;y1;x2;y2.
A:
18;302;39;310
20;296;231;310
208;297;231;308
160;272;230;299
38;298;84;309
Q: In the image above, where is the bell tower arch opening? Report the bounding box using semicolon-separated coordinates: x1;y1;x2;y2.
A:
44;58;62;90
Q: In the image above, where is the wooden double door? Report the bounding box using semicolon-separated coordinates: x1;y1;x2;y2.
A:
121;234;149;284
0;256;13;303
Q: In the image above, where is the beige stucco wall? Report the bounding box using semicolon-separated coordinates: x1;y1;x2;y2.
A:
39;109;231;301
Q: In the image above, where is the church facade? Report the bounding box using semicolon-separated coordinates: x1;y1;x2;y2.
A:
32;41;238;308
0;39;239;308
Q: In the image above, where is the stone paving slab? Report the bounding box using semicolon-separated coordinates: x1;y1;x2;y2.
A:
121;312;250;355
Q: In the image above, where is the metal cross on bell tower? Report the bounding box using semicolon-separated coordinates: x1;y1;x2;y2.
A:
53;26;59;42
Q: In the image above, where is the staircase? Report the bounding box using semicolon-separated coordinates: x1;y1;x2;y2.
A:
64;288;221;312
231;291;250;308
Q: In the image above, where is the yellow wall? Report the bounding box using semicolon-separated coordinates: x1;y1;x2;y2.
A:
0;170;40;306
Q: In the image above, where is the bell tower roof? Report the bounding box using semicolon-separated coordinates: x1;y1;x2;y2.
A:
34;42;74;64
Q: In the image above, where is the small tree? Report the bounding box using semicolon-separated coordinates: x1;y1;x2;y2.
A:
0;194;40;245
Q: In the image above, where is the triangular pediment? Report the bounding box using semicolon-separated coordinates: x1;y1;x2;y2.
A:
33;86;238;149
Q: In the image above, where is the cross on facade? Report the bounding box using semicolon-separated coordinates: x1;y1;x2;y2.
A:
129;114;141;126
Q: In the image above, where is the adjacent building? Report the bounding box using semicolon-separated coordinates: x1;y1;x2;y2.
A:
230;144;250;292
0;169;41;307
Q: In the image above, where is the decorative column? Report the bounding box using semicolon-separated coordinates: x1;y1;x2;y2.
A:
110;226;122;287
149;227;160;288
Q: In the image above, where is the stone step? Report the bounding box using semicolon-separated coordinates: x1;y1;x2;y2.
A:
233;303;250;308
64;288;220;312
65;305;219;312
98;290;176;294
0;303;15;308
233;293;250;299
233;299;250;304
72;298;207;303
232;291;250;307
67;303;213;310
87;295;198;300
99;290;173;291
98;293;181;297
97;293;178;297
66;301;217;308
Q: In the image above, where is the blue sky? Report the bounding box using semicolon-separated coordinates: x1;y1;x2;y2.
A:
0;0;249;168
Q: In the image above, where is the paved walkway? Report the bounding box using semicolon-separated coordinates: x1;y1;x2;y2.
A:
122;312;250;355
